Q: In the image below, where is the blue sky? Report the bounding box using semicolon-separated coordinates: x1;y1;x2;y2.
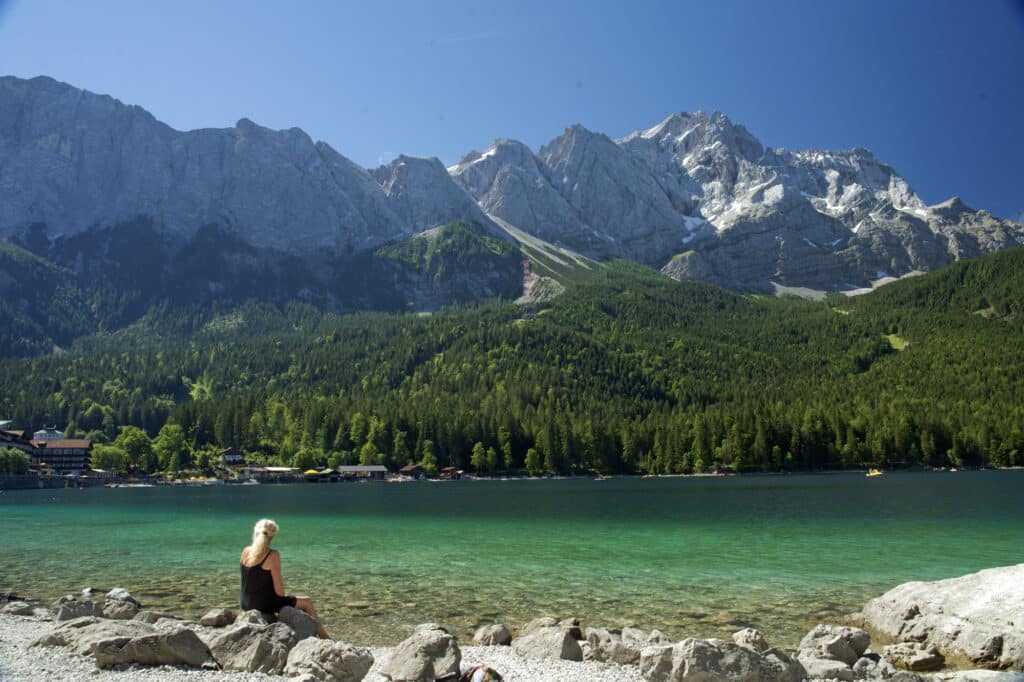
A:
1;0;1021;218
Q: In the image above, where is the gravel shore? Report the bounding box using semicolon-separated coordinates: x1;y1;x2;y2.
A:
0;612;644;682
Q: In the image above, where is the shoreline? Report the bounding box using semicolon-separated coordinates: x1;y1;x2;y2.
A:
2;565;1022;680
0;611;645;682
2;465;1018;492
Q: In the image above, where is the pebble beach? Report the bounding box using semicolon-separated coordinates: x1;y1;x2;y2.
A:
0;612;644;682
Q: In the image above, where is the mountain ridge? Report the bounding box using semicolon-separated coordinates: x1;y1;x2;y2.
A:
2;74;1021;298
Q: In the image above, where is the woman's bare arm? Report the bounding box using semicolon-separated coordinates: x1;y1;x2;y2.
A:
266;550;286;597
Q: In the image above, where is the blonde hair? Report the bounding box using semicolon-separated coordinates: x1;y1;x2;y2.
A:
249;518;278;560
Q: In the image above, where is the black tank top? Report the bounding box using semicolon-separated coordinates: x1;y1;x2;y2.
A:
240;549;294;613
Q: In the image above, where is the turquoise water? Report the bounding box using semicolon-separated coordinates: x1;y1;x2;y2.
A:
2;472;1022;646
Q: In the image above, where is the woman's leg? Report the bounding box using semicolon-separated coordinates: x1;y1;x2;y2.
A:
294;596;329;638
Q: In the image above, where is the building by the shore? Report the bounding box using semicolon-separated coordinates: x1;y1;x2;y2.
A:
30;439;92;472
335;465;387;481
0;427;92;473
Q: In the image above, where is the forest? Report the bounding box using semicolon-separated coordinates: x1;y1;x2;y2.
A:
1;245;1022;476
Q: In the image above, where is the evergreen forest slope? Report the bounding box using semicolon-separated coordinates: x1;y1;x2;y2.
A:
1;246;1022;475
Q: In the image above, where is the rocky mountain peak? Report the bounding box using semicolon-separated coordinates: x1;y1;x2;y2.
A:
1;75;1021;298
372;154;502;237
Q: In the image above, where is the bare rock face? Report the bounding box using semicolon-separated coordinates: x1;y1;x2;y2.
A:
858;563;1024;671
449;139;591;248
453;111;1024;292
539;125;701;266
0;76;481;255
372;155;505;239
5;75;1022;296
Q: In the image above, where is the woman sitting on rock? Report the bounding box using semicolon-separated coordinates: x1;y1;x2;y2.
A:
240;518;329;638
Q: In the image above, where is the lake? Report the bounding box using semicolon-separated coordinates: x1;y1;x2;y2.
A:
2;471;1022;646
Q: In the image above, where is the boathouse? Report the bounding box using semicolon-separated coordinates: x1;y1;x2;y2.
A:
335;465;387;481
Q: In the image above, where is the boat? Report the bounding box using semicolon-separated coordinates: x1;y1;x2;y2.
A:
866;468;884;477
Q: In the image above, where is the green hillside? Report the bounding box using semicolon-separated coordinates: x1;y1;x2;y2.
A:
1;248;1022;475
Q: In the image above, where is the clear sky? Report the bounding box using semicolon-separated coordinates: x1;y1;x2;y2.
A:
1;0;1021;219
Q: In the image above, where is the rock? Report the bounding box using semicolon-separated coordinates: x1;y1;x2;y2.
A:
285;638;374;682
0;601;35;616
640;644;675;681
473;624;512;646
585;627;643;665
733;627;771;652
133;611;179;624
0;76;418;254
518;616;558;636
761;647;807;682
883;643;946;672
200;608;236;627
558;617;583;640
277;605;318;640
514;626;583;662
647;629;671;645
622;627;655;646
799;624;871;666
381;623;461;681
103;598;139;620
3;76;1022;299
31;617;156;655
207;622;296;674
852;652;899;679
859;564;1024;671
91;626;218;669
797;655;855;681
105;588;140;606
235;609;269;625
50;594;104;621
638;637;764;682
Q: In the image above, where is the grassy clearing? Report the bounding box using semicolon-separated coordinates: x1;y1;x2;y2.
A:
885;333;908;350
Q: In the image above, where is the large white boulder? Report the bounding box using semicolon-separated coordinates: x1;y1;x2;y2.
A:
859;564;1024;671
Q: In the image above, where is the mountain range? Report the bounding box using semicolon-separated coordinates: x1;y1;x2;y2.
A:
2;74;1021;303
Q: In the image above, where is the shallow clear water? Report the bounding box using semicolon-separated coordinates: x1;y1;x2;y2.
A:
2;471;1022;646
